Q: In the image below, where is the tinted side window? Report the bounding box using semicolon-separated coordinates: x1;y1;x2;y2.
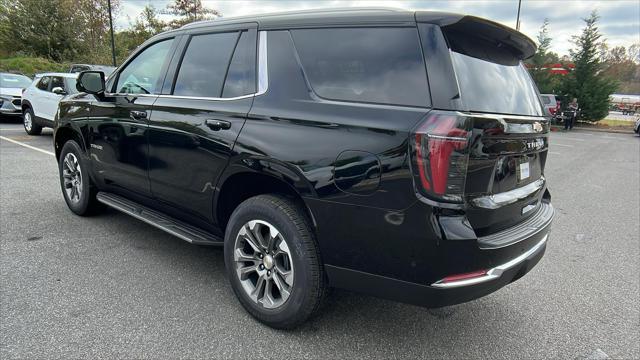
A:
36;77;50;91
50;76;64;91
116;39;174;94
290;28;430;107
222;31;256;98
173;32;238;98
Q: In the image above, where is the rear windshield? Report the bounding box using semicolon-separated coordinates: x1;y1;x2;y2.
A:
451;52;543;116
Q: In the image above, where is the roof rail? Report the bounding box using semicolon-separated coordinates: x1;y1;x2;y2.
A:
180;7;404;29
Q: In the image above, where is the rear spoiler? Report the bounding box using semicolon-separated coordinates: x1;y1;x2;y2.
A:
415;11;536;60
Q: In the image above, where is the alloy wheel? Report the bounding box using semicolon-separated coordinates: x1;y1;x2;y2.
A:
24;112;32;131
233;220;294;309
62;153;82;203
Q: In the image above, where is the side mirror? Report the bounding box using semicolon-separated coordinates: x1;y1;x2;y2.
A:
76;71;105;95
52;87;66;95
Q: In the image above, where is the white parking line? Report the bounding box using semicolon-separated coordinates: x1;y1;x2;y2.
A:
549;151;561;155
0;136;55;156
552;143;574;148
0;128;25;131
556;137;585;141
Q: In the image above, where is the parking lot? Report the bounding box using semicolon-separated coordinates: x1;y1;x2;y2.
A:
1;122;638;359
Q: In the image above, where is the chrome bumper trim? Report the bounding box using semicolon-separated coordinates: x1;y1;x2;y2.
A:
431;234;548;289
471;177;545;209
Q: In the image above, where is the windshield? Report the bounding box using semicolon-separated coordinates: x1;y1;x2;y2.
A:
451;52;544;116
0;73;32;88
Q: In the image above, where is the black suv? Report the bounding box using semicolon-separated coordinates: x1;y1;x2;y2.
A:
54;9;554;328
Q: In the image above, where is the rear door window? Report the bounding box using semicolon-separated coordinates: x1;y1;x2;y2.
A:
36;77;50;91
290;27;430;107
222;31;256;98
173;32;238;98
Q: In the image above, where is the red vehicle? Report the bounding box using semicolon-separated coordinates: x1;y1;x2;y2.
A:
610;95;640;115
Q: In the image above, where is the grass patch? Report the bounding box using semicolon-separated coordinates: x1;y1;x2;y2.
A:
0;56;70;78
599;119;637;127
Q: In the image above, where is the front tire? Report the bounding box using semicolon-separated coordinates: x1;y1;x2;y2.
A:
224;194;327;329
58;140;101;216
23;108;42;135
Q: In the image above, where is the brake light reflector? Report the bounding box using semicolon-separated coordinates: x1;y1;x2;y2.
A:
441;269;488;283
411;111;471;203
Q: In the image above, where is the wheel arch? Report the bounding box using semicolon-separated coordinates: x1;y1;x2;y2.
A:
215;158;318;233
54;125;87;160
21;99;32;112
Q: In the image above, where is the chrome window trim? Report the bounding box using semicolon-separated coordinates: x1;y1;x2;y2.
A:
104;31;268;101
257;30;268;95
431;234;548;289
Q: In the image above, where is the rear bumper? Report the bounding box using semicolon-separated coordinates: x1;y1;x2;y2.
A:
324;202;553;308
325;230;548;308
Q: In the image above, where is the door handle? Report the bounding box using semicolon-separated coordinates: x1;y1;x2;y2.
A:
130;110;147;120
205;119;231;131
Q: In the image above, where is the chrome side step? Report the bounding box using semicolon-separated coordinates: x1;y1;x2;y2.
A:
96;192;223;246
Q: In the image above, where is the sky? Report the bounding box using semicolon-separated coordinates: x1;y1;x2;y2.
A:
115;0;640;56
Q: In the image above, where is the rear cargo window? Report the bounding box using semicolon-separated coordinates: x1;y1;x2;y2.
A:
447;31;543;116
290;28;430;107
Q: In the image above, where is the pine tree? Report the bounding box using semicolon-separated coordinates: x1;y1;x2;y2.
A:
528;19;562;94
561;10;617;121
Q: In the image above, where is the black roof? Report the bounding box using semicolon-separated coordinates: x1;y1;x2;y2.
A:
145;8;534;60
181;8;418;30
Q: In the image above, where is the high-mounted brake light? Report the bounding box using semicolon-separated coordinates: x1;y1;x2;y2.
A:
411;111;471;203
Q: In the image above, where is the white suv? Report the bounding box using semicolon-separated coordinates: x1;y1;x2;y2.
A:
21;72;78;135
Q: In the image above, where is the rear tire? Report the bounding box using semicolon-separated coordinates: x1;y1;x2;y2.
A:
224;194;327;329
23;108;42;135
58;140;101;216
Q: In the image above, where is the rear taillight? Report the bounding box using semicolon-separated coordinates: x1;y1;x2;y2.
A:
411;111;471;203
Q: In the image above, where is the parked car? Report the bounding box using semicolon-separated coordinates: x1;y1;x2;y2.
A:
540;93;559;117
54;9;554;329
21;72;78;135
0;72;31;117
69;64;116;77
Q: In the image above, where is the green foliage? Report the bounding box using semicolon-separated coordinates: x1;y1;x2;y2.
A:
601;44;640;94
527;19;564;94
560;11;618;121
164;0;222;29
0;0;223;67
0;0;120;64
0;56;70;77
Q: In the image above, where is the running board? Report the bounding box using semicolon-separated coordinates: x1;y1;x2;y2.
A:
96;192;223;246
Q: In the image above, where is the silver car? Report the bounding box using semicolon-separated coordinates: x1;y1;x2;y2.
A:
0;73;32;117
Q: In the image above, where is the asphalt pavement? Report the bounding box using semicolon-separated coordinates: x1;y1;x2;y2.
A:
1;120;639;359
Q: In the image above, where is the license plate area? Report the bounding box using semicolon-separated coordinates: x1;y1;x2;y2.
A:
492;153;542;194
518;159;530;182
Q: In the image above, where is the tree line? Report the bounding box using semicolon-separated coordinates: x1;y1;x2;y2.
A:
527;11;639;120
0;0;220;64
1;2;637;120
